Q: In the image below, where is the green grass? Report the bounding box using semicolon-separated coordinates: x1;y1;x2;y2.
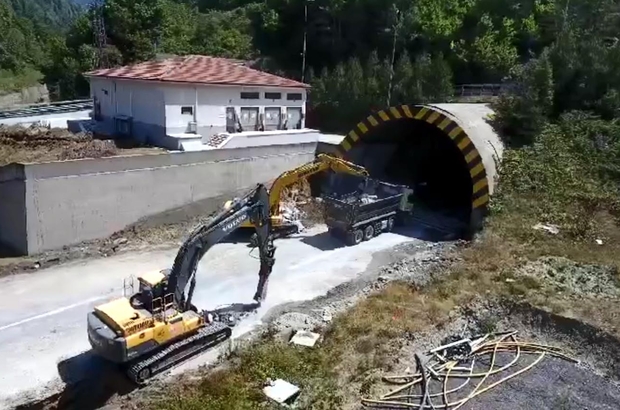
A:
0;67;43;96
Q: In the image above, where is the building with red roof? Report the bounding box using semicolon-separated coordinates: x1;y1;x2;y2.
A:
84;55;311;150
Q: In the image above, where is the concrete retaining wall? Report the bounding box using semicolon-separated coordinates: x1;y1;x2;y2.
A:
0;143;317;255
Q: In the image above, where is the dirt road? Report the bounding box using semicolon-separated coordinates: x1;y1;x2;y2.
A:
0;224;422;409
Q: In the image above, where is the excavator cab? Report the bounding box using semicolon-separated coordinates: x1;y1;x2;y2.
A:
129;270;169;312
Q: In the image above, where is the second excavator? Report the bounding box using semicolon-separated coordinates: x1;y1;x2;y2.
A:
86;183;276;384
227;153;369;243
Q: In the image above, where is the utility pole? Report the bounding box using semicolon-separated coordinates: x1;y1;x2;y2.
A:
91;0;108;69
301;0;313;83
386;5;400;107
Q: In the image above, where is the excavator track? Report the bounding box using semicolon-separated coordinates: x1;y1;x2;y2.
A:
126;321;232;385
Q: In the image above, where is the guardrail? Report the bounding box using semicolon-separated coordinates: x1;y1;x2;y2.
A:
0;99;93;120
454;83;514;97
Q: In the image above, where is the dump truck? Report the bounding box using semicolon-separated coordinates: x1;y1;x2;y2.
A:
322;180;408;246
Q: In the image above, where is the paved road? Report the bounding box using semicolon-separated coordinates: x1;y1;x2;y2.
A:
0;225;418;409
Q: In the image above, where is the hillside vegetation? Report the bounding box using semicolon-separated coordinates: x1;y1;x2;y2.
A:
0;0;618;120
7;0;82;28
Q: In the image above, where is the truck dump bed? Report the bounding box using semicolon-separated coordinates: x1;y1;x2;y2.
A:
322;181;406;234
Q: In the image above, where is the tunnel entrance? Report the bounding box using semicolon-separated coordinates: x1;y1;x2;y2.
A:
364;119;472;213
331;105;490;236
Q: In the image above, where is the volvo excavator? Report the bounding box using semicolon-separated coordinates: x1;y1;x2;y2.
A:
227;153;369;242
86;183;276;385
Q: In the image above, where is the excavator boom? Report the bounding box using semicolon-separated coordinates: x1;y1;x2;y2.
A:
167;183;275;309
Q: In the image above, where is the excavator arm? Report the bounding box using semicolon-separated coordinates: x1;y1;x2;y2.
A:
165;183;276;311
267;153;369;215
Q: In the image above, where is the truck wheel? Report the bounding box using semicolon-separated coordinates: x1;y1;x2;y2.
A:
387;217;395;232
347;229;364;246
364;225;374;241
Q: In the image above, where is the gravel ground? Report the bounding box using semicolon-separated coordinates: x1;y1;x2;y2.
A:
517;256;620;298
263;239;459;336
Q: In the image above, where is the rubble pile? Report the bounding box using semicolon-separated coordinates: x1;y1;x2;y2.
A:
281;179;325;226
0;124;118;165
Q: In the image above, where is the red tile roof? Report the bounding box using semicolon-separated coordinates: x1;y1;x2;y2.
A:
85;55;310;89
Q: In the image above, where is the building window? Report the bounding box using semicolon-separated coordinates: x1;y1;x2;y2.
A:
181;106;193;115
265;92;281;100
287;93;303;101
240;92;260;99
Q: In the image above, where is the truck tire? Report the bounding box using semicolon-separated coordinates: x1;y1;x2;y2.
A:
347;229;364;246
363;225;374;241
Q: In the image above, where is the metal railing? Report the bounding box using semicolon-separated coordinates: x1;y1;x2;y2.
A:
0;98;93;120
453;83;514;97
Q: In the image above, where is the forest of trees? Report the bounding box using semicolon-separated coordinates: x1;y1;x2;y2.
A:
0;0;619;138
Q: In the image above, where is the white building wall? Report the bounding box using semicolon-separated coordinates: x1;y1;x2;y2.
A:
90;78;166;144
162;84;307;136
90;77;115;118
130;82;165;127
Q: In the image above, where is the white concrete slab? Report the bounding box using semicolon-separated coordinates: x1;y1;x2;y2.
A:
0;110;92;129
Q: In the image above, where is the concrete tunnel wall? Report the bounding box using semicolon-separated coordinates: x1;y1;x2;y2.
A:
0;142;317;255
332;103;503;232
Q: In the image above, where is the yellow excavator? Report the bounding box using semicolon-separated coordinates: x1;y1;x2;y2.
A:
86;184;276;384
227;153;369;242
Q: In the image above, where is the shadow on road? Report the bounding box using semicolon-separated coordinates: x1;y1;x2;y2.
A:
300;231;344;251
16;350;136;410
393;222;463;243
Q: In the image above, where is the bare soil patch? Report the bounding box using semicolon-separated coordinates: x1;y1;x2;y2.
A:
0;124;164;166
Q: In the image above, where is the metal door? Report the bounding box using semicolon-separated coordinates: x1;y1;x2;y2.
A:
226;107;236;133
264;107;281;131
240;107;259;130
286;107;302;129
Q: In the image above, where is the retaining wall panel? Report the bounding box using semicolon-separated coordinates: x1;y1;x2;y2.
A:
24;147;316;254
0;178;28;255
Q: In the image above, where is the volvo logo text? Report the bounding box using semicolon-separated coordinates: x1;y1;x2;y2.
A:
223;214;247;232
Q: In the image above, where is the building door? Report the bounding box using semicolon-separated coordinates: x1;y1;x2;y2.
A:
240;107;259;131
264;107;281;131
286;107;302;129
226;107;236;133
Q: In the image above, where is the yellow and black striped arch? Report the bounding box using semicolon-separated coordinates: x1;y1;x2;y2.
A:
336;105;490;211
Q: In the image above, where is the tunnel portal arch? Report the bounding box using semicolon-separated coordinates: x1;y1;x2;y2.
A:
335;104;492;232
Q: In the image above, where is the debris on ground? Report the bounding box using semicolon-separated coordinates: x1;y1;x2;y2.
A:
517;256;620;298
0;124;163;166
263;379;300;405
532;223;560;235
290;330;321;347
280;200;306;232
361;330;578;409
